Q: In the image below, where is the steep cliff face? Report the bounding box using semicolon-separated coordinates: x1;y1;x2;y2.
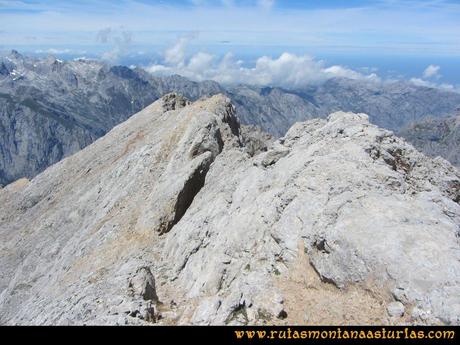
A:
2;52;460;186
399;115;460;168
1;94;459;325
0;96;97;187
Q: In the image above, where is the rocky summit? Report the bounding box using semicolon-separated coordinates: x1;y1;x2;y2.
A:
2;52;460;187
0;94;459;325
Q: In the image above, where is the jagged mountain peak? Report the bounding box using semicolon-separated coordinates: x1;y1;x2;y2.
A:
8;50;22;60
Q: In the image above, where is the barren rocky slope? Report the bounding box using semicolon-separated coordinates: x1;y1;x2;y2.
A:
0;94;459;325
399;114;460;168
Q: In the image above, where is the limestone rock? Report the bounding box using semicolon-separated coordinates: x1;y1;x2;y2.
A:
387;302;405;318
239;125;274;157
161;110;460;325
161;93;191;112
0;95;459;326
128;267;158;302
0;93;238;325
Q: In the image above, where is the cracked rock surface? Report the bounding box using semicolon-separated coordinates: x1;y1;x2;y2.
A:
0;94;459;325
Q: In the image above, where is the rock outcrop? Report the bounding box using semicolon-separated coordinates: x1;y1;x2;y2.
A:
0;94;459;325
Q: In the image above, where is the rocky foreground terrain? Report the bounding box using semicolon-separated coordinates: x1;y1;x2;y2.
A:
1;94;459;325
2;51;460;186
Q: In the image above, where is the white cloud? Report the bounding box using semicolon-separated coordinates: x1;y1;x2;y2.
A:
96;28;134;62
423;64;441;79
410;77;457;92
147;38;380;89
258;0;275;11
164;36;189;67
35;48;71;54
410;77;432;87
34;48;87;55
188;52;215;72
96;27;112;44
409;64;459;92
323;65;379;81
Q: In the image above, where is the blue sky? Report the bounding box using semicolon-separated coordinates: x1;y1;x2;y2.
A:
1;0;459;54
0;0;459;87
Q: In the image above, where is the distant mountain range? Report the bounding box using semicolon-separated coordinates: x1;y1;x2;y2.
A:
229;79;460;137
1;50;460;186
400;114;460;168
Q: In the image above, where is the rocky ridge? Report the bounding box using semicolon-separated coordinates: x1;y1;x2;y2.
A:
0;94;459;325
0;52;223;186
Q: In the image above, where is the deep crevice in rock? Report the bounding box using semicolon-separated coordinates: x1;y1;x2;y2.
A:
174;163;208;223
159;158;213;235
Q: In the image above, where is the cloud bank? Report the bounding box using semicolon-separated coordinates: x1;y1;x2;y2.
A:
96;27;133;62
410;64;458;92
146;37;380;89
423;64;441;79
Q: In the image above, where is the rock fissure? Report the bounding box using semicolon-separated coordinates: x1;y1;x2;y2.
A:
158;159;213;235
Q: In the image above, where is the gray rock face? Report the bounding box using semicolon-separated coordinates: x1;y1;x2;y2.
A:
128;267;158;302
239;125;274;157
399;114;460;168
0;94;459;325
